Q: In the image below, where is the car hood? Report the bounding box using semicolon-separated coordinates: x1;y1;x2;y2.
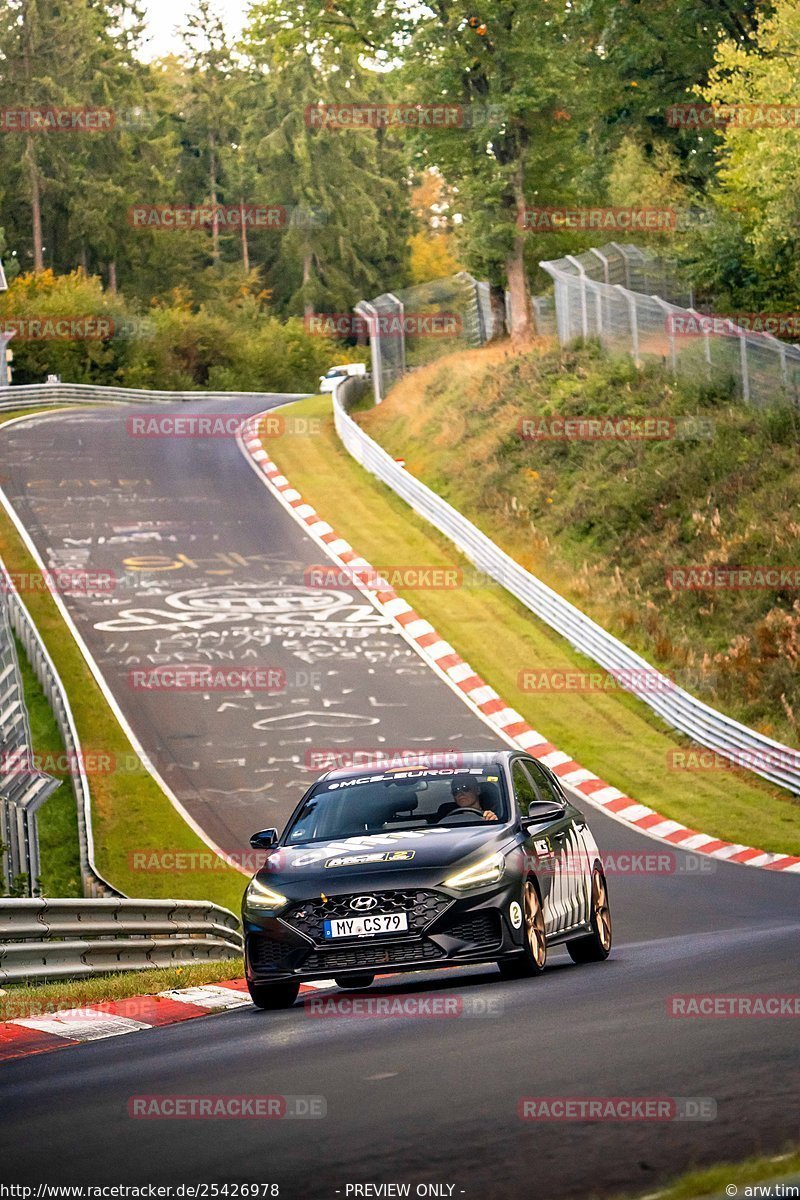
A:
254;825;515;887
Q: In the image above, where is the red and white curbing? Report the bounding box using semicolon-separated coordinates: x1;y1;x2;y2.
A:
239;416;800;876
0;978;338;1063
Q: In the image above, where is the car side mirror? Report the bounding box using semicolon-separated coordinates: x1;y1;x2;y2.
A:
249;828;279;850
521;802;566;828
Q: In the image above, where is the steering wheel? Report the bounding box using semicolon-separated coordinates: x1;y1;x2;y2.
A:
439;809;485;824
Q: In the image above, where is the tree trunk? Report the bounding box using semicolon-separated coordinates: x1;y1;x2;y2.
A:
22;4;44;272
303;247;314;320
108;261;118;292
240;200;250;272
208;133;220;264
24;136;44;273
79;244;88;274
21;5;44;272
506;163;534;345
489;284;507;340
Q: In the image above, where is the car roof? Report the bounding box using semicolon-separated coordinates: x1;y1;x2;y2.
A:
318;749;516;782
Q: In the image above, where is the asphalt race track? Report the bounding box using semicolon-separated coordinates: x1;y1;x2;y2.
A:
1;401;799;1198
0;398;501;853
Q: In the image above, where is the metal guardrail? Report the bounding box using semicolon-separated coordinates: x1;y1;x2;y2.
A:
0;577;60;895
0;382;304;412
331;382;800;797
0;897;242;982
0;560;120;898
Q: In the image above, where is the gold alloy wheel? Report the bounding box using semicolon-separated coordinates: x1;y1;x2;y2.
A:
593;869;612;951
523;880;547;969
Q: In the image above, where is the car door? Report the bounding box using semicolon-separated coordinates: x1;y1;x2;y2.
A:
510;757;561;935
521;758;588;934
527;758;592;926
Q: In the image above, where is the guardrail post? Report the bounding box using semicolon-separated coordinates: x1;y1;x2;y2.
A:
0;799;13;893
386;293;406;378
588;247;610;285
758;332;789;402
739;331;751;404
614;286;640;366
566;255;589;338
594;286;604;341
619;244;632;289
683;307;713;381
652;296;677;373
354;301;383;404
0;330;15;388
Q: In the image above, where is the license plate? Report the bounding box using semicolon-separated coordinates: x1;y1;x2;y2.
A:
323;913;409;939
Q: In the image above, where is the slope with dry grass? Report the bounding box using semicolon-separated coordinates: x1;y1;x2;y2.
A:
360;342;800;749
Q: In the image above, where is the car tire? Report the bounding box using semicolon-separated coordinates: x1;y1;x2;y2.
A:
247;979;300;1010
567;867;612;964
334;974;375;990
498;879;547;978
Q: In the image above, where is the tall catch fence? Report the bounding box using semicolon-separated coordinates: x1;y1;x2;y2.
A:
356;272;496;403
540;242;800;409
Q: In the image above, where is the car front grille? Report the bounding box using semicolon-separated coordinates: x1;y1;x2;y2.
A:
439;911;501;947
302;938;445;972
282;889;450;944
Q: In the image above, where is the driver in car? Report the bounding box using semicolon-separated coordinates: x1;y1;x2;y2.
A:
431;773;498;823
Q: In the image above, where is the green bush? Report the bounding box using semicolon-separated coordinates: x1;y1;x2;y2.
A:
0;269;360;393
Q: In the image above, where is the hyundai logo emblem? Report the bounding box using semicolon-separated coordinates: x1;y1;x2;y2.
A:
350;895;377;911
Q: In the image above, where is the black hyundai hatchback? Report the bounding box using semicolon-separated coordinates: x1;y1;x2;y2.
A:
242;751;612;1008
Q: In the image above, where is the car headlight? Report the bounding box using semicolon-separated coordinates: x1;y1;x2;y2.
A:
244;879;288;912
444;852;505;890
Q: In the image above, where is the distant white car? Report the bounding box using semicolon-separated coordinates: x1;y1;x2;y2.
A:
319;363;367;393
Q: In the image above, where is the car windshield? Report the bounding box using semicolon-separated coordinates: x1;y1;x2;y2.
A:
284;767;509;844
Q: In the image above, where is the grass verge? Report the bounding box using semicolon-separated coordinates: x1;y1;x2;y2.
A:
0;958;245;1020
623;1148;800;1200
0;408;245;910
263;393;799;855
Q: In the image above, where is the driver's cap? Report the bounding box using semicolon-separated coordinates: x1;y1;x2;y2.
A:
451;772;478;794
